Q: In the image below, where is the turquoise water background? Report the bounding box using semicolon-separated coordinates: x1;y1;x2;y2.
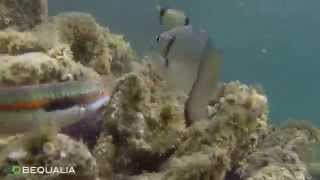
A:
49;0;319;126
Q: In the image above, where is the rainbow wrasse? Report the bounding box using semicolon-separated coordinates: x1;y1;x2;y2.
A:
0;80;110;135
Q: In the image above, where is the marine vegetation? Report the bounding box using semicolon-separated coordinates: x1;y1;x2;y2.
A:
0;1;319;180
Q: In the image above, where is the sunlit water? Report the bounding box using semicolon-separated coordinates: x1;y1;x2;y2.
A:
50;0;320;126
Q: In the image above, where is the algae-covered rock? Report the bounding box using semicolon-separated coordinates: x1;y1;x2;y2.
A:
236;122;320;180
0;0;48;30
0;52;58;85
0;30;45;55
93;135;115;179
53;12;112;75
238;147;308;180
94;79;271;180
1;9;140;85
150;81;269;180
104;31;137;76
0;11;136;86
0;17;112;85
96;66;186;177
52;12;137;76
0;132;99;180
0;47;99;85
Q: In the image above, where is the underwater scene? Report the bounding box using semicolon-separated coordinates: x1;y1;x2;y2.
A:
0;0;319;179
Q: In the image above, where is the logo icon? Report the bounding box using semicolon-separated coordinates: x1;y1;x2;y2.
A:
10;165;21;175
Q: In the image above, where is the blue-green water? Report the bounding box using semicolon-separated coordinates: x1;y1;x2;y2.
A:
49;0;320;126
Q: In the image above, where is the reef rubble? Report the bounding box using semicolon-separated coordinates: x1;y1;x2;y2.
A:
0;1;319;180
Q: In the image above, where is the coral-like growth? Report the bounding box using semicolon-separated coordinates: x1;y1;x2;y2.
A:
53;12;137;76
54;13;112;75
96;76;270;179
95;66;186;177
153;81;268;180
0;0;47;30
0;30;45;55
0;46;99;86
0;52;59;85
238;147;308;180
93;135;115;179
0;5;137;85
104;30;137;76
237;122;320;180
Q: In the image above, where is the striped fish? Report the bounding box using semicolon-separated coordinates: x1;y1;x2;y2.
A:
0;80;110;135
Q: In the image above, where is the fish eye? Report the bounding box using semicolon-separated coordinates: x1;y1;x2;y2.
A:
156;35;160;42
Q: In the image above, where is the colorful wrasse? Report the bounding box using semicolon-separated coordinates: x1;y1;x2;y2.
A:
0;80;110;135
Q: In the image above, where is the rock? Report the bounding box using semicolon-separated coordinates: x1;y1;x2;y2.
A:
0;30;45;55
0;0;48;30
0;48;99;85
153;81;268;180
0;133;99;180
51;12;136;76
53;13;112;75
237;121;320;180
95;67;186;177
